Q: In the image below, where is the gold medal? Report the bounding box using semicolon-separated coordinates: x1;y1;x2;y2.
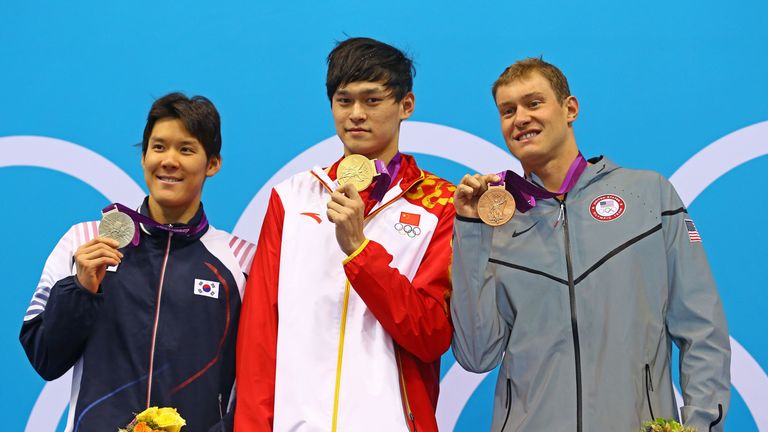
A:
337;154;377;191
478;187;516;226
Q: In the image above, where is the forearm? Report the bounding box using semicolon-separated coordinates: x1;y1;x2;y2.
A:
450;217;508;373
20;276;102;380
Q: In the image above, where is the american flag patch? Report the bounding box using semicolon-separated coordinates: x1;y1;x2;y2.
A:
685;219;701;243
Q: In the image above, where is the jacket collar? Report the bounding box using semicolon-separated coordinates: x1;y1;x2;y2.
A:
527;155;620;205
138;197;209;241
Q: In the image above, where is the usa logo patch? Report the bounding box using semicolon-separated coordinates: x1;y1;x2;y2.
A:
589;194;626;222
194;278;220;299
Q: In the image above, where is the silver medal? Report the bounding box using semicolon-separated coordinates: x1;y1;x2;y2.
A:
98;210;135;248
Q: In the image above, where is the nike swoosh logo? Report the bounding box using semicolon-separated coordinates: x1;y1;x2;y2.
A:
300;212;322;223
511;221;539;238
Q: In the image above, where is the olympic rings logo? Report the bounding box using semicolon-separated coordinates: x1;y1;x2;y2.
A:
394;222;421;237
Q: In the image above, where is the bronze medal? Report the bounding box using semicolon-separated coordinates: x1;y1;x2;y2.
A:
337;154;377;191
478;187;516;226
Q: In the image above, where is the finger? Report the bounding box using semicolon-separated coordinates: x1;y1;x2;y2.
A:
89;256;120;267
455;184;476;200
79;241;123;258
78;246;123;263
78;239;123;257
329;190;352;206
481;173;501;184
326;208;341;223
94;236;121;249
332;184;362;205
326;200;348;216
339;183;362;201
461;174;483;191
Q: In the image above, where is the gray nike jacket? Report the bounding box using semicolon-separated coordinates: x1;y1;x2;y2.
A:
451;156;730;431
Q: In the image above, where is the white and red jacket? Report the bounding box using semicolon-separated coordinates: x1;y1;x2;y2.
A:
235;154;455;432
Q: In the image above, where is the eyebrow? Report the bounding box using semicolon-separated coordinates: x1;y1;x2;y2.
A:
149;136;200;145
497;92;547;107
335;87;388;97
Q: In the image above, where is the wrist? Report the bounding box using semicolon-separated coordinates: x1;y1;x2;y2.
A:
343;238;370;264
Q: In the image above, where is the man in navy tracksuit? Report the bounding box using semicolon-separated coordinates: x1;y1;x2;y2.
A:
20;93;254;432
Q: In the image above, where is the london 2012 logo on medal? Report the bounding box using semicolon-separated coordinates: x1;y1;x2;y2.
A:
589;194;626;222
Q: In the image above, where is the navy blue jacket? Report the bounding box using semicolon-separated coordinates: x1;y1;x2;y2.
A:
21;200;254;432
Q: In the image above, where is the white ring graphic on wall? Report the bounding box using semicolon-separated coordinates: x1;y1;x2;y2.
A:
3;120;767;431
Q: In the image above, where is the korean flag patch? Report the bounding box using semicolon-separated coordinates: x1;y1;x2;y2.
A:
194;278;220;299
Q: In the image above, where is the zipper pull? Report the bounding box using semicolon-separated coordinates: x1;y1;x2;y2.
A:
554;201;565;228
218;393;224;420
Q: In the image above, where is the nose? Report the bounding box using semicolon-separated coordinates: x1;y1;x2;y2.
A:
160;149;181;169
349;102;367;123
514;107;531;129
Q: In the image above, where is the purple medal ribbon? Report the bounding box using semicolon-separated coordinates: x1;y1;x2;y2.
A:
370;152;403;202
102;203;209;247
491;153;588;213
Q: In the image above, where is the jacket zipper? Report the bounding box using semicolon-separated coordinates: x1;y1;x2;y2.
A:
329;170;427;430
146;231;173;407
500;378;512;431
561;201;583;432
645;364;655;421
396;348;417;431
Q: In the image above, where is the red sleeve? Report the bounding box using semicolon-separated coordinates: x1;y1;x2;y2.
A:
343;202;455;363
235;188;283;431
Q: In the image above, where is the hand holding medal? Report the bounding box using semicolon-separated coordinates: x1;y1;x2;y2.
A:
456;154;588;227
455;173;513;224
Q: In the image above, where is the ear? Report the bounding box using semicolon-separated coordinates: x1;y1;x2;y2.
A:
399;92;415;121
565;95;579;125
206;155;222;178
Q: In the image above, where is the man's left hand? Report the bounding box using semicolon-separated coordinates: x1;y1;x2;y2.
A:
327;183;367;256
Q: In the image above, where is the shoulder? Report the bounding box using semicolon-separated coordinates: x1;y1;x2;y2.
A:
58;220;101;251
275;170;322;192
600;163;667;190
403;170;456;213
201;226;256;274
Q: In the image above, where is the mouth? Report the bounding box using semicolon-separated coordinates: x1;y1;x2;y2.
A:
157;175;182;184
514;129;541;142
346;128;370;133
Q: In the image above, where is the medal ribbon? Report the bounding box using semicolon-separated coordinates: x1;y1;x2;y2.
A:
370;152;402;202
102;203;209;246
491;153;588;213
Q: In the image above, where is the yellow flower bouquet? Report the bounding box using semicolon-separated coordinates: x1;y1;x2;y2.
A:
641;418;696;432
118;407;186;432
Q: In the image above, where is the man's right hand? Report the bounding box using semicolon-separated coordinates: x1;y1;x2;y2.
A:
454;173;500;219
74;238;123;294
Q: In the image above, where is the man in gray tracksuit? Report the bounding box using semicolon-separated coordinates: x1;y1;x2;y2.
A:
451;58;730;431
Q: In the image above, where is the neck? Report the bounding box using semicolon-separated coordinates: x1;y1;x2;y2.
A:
345;139;399;165
147;198;200;225
525;146;580;193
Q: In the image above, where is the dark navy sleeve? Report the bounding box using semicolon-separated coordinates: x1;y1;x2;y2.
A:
20;275;103;380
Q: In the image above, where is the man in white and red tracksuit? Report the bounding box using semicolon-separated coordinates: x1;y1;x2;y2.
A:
235;37;456;432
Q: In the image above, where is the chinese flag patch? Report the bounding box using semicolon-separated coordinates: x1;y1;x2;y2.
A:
399;212;421;226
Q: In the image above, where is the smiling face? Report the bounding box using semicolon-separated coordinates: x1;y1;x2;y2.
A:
495;71;579;172
331;81;414;163
142;117;221;224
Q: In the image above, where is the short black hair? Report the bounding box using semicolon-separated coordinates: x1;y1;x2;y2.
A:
142;92;221;159
326;37;415;102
